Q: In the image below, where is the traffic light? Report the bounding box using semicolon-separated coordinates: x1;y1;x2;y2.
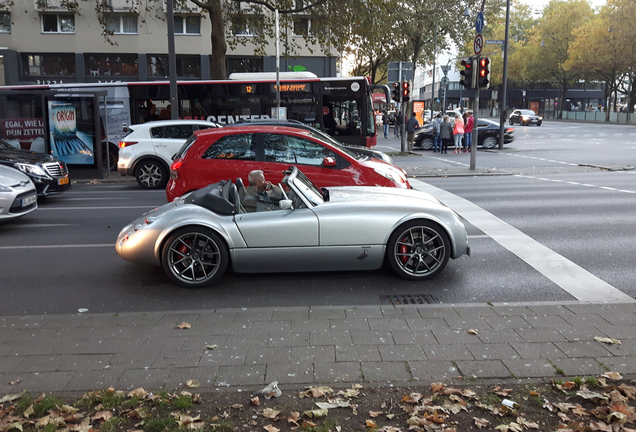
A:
402;81;410;102
477;57;490;88
438;86;446;102
392;82;400;102
459;57;475;89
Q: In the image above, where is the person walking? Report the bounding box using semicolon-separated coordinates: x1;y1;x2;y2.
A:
439;115;453;154
464;111;474;152
432;113;442;152
382;111;390;139
452;114;465;153
394;111;404;137
405;112;420;151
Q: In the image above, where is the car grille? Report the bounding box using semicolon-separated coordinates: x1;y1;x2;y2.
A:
43;162;68;178
10;191;37;214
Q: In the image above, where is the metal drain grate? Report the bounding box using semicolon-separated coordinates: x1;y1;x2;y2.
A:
380;294;438;305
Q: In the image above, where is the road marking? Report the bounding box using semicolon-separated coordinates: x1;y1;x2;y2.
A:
17;224;77;227
503;153;579;166
514;175;635;194
0;244;114;250
411;179;635;303
36;206;157;210
467;234;490;239
55;197;128;200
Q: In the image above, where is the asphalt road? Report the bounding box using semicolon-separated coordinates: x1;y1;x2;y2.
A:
1;120;635;316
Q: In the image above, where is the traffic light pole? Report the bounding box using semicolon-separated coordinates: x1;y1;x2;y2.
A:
471;56;479;171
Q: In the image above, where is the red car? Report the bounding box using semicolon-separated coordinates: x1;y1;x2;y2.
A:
166;125;410;202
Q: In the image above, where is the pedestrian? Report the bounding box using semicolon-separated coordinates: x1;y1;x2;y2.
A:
433;113;442;152
464;111;474;152
405;112;420;152
439;115;453;154
382;111;390;139
452;114;464;153
394;111;404;137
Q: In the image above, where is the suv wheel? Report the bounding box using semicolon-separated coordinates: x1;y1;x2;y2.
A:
135;160;168;189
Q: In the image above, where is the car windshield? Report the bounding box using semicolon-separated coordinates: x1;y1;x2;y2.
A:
287;168;324;206
0;140;15;150
520;110;536;115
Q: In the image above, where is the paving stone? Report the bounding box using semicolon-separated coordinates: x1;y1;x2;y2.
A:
116;367;171;390
558;327;603;342
156;313;201;327
551;358;606;376
267;332;310;347
224;334;269;348
291;346;335;363
466;343;519;360
345;308;384;319
1;340;58;356
233;310;273;322
350;330;394;345
415;307;460;318
13;355;67;372
515;328;568;343
152;350;204;368
406;318;450;331
309;308;346;320
502;359;559;378
484;316;533;330
595;312;636;326
523;314;573;328
432;328;482;344
200;345;248;366
422;344;474;361
0;356;24;373
361;361;411;382
209;322;254;335
1;316;49;330
526;305;574;316
117;313;164;326
596;356;636;375
3;371;76;392
271;308;310;321
391;330;437;345
265;362;313;384
380;308;422;319
245;347;291;365
560;313;611;328
8;328;66;341
456;360;511;379
181;335;230;351
511;343;567;359
90;326;137;340
63;369;124;391
453;305;498;317
109;347;159;365
310;331;352;346
335;346;381;362
314;362;362;383
597;338;636;356
41;315;90;328
167;366;219;388
216;365;266;386
58;354;115;371
250;321;291;334
491;306;534;316
368;318;410;331
379;345;426;361
554;341;613;358
408;361;460;381
444;317;492;330
595;324;636;340
192;315;224;328
79;315;126;327
329;319;370;331
476;328;525;344
291;319;330;332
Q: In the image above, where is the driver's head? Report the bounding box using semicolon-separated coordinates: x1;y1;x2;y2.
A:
248;170;265;186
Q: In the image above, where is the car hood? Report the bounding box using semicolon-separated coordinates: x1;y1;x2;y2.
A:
0;148;57;165
325;186;442;207
0;164;32;186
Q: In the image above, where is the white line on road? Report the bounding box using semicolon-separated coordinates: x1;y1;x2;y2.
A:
18;224;78;227
36;206;156;210
515;175;635;194
410;179;635;303
54;197;130;200
0;244;114;250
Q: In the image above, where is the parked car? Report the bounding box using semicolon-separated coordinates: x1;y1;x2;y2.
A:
0;139;70;196
166;125;410;202
414;118;515;149
509;109;542;126
226;119;394;164
0;164;38;222
117;120;221;189
117;166;469;287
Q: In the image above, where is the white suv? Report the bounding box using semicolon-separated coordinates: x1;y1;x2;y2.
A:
117;120;220;189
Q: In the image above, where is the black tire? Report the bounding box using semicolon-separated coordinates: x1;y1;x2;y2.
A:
420;138;434;150
386;220;450;281
482;136;497;149
537;121;542;126
135;159;168;189
509;118;514;125
161;226;229;288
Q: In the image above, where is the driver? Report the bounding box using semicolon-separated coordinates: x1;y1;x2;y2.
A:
242;170;283;212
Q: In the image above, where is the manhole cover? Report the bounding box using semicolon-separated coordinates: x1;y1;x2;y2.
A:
380;294;438;305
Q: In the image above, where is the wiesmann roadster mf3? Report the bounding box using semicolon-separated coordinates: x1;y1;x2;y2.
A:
116;167;470;287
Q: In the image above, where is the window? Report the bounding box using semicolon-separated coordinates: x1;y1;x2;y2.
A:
292;17;310;37
147;55;201;78
151;125;195;139
203;134;255;160
42;14;75;33
85;54;138;76
226;57;263;74
263;134;335;166
106;15;137;34
232;15;262;36
0;12;10;33
22;54;76;77
174;15;200;34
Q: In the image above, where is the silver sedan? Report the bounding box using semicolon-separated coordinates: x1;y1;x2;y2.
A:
116;167;470;287
0;165;38;222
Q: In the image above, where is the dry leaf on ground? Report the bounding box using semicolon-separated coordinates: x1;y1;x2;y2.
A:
473;417;490;428
467;329;478;335
594;336;621;345
263;425;279;432
601;372;623;380
185;380;200;389
287;412;300;426
365;419;377;428
262;409;281;420
176;322;191;329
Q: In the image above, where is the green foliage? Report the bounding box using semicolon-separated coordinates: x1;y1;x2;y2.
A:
572;376;583;386
14;394;33;415
34;395;64;417
585;376;600;387
300;419;339;432
555;368;565;376
43;423;59;432
101;393;124;410
171;395;193;411
100;417;126;432
209;421;234;432
480;393;500;406
144;416;178;432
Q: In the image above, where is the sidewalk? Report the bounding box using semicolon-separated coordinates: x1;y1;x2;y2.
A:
2;301;636;394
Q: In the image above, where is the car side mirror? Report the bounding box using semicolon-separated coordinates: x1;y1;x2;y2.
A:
279;199;293;210
323;156;337;167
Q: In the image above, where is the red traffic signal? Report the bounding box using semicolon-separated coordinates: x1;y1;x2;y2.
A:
402;81;410;102
478;57;490;88
459;57;475;89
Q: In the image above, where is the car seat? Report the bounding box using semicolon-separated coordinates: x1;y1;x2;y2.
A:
235;177;246;198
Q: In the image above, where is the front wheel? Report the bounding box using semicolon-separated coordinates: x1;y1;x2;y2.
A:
509;118;514;125
537;121;542;126
420;137;434;150
135;160;168;189
386;220;450;281
161;227;229;288
482;136;497;149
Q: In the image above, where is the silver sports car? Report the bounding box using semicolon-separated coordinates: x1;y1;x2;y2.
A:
116;167;470;287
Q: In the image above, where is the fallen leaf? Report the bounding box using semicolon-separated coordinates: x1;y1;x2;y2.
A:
553;402;578;412
401;393;423;404
385;414;395;419
251;397;260;406
303;409;328;418
9;380;21;386
517;416;540;429
22;405;35;418
368;411;382;418
467;329;479;335
494;423;522;432
299;386;334;398
619;384;636;400
301;420;317;428
185;380;200;389
572;404;589;416
594;336;621;345
529;390;541;396
6;422;26;432
492;387;512;397
601;372;623;380
365;420;377;428
61;404;79;414
473;417;490;429
287;412;300;426
262;408;281;420
0;392;25;403
589;420;613;431
206;345;217;350
316;400;349;409
177;322;191;329
337;387;360;398
263;425;279;432
127;388;148;399
91;411;113;423
431;383;444;393
576;389;610;401
231;404;243;409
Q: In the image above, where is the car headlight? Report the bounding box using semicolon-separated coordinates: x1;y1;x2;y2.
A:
522;116;529;120
0;185;12;192
538;116;543;120
15;163;49;177
374;167;406;184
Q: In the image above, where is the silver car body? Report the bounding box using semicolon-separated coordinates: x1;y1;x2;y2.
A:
0;165;38;221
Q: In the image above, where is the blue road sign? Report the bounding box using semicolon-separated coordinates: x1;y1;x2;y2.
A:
475;12;484;34
485;39;504;44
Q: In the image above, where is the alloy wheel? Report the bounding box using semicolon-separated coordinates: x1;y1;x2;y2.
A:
394;225;447;277
137;163;164;188
166;232;222;285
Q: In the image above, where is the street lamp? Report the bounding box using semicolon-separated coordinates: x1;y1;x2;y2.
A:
498;0;511;149
430;15;438;120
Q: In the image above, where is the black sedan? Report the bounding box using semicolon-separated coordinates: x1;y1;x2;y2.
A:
509;109;542;126
414;118;515;150
0;139;70;196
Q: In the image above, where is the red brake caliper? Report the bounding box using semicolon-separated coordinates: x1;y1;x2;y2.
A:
178;239;191;256
399;237;409;264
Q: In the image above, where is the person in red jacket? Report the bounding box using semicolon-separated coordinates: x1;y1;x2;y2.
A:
464;111;474;153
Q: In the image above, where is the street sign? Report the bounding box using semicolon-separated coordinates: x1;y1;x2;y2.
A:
475;12;484;34
440;76;449;86
485;39;504;45
387;61;414;83
440;65;451;75
474;34;484;55
492;90;498;100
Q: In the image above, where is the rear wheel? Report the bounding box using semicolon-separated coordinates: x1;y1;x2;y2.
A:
135;159;168;189
420;137;434;150
161;227;229;288
483;136;497;149
509;118;514;125
386;220;450;280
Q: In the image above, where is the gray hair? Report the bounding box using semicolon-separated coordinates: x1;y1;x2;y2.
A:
248;170;264;185
443;115;450;121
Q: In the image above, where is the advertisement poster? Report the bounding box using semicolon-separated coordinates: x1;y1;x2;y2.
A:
0;118;46;151
48;101;95;165
413;101;425;125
